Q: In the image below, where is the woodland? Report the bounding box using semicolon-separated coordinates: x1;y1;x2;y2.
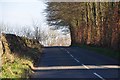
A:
46;2;120;50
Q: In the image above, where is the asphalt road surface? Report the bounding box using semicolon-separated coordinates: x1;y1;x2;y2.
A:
31;47;120;80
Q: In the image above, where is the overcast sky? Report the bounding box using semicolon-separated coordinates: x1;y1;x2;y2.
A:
0;0;47;31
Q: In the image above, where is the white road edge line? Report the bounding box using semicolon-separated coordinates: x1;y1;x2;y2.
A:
94;72;105;80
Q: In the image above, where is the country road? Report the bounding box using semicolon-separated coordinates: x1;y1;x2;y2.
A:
31;47;120;80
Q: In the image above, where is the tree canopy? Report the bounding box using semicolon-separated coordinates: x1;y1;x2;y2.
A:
46;2;120;50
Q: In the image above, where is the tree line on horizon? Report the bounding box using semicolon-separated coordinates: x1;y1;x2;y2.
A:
0;22;70;46
0;22;47;43
46;2;120;50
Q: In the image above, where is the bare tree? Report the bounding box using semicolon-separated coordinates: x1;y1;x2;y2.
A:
32;20;44;41
21;26;33;38
0;22;11;34
0;22;5;34
33;26;41;40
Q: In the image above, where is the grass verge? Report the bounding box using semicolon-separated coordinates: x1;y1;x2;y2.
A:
79;45;119;60
1;54;32;78
1;33;42;78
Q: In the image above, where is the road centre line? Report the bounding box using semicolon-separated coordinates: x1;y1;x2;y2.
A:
64;48;105;80
94;73;105;80
82;64;89;69
66;50;68;53
70;54;74;58
64;49;80;63
74;58;80;62
64;49;89;68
